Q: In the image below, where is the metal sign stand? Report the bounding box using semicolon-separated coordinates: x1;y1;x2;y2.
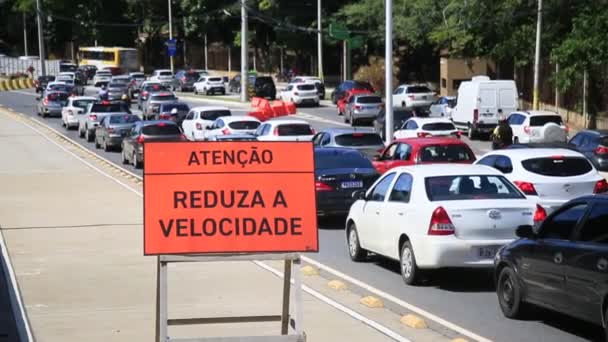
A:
155;253;306;342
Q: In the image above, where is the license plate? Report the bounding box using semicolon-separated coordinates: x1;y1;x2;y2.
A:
341;181;363;189
481;113;493;117
477;246;499;258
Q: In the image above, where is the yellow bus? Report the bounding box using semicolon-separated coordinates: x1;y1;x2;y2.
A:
77;47;140;72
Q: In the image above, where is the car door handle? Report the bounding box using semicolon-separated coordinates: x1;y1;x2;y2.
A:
375;211;380;215
553;252;563;264
398;212;404;216
598;258;608;271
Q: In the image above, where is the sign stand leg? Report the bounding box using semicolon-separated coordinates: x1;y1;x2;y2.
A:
158;258;168;342
280;259;292;335
294;257;304;335
155;256;160;342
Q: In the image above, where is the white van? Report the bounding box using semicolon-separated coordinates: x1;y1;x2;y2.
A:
451;76;519;139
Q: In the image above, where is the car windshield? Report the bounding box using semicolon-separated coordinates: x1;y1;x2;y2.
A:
357;96;382;104
277;124;313;136
151;95;177;101
142;124;181;135
530;115;563;126
335;133;383;146
419;145;474;162
159;71;172;76
73;99;95;109
228;121;261;130
425;175;524;201
109;115;140;124
90;103;128;113
256;77;274;86
161;104;189;112
208;77;222;82
201;110;231;120
521;157;592;176
407;86;432;93
422;122;456;131
296;84;316;91
315;151;373;169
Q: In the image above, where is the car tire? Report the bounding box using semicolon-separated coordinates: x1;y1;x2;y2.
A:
133;152;142;169
400;241;421;285
121;148;129;164
513;137;519;144
467;125;476;140
402;101;406;108
347;223;367;262
94;136;101;149
194;89;198;95
497;266;528;319
204;88;209;96
103;138;110;152
85;128;93;142
79;127;85;138
344;112;350;123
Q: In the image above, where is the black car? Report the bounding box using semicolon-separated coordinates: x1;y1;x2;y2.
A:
331;80;374;104
251;76;276;99
156;102;190;125
35;75;56;93
314;148;379;216
121;121;185;169
174;70;200;92
228;74;256;93
373;107;430;140
568;130;608;171
79;65;97;80
495;195;608;335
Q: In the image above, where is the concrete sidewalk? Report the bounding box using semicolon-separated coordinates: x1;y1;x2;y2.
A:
0;111;393;341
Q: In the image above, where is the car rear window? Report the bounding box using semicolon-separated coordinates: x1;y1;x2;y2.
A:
47;93;69;101
144;84;167;91
159;71;172;76
73;99;95;109
521;157;592;176
90;103;127;113
353;81;373;91
96;72;111;76
422;122;456;131
357;96;382;104
228;121;261;130
315;151;373;169
131;74;145;79
109;84;127;89
335;133;383;146
256;77;274;85
277;124;313;136
39;76;55;82
201;110;231;120
183;72;199;79
208;77;222;82
425;175;524;201
142;124;181;135
419;145;475;162
529;115;563;126
407;86;432;93
296;84;316;91
151;95;177;101
109;115;140;124
161;104;189;112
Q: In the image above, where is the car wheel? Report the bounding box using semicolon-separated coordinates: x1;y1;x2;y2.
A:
41;112;47;118
513;137;519;144
94;136;101;149
344;112;350;123
467;125;476;140
79;127;85;138
347;223;367;262
85;129;93;142
133;152;142;169
204;88;209;96
121;148;129;164
402;101;406;108
351;114;357;126
103;138;110;152
400;241;421;285
194;89;198;95
497;266;528;319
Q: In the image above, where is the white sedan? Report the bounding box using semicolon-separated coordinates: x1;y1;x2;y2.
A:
181;106;232;141
254;119;315;141
475;148;608;214
278;83;320;106
393;117;460;139
61;96;96;129
346;164;538;285
204;116;261;139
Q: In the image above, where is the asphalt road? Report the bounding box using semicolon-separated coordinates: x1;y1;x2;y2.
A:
0;87;601;342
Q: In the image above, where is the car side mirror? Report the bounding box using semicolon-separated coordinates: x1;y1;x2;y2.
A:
516;225;536;239
352;190;367;201
373;155;382;161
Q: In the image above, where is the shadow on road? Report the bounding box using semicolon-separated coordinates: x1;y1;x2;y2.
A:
523;306;604;342
317;216;346;230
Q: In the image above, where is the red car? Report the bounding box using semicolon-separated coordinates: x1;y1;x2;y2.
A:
372;137;477;174
337;88;373;115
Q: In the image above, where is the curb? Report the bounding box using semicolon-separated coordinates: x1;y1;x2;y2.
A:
0;78;34;92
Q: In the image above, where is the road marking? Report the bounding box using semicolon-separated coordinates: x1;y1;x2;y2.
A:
7;90;37;97
2;107;491;342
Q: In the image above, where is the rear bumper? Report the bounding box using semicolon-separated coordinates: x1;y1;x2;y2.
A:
106;135;125;147
293;96;319;104
352;110;379;120
316;192;356;216
405;100;433;107
536;198;568;215
44;107;62;116
413;236;514;269
65;116;79;127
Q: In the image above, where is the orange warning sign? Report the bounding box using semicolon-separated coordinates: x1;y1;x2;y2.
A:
143;142;318;255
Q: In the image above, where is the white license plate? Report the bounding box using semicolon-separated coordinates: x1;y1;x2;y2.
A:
481;113;493;117
477;246;499;258
341;181;363;189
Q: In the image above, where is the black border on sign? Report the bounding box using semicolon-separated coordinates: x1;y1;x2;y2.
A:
142;140;319;256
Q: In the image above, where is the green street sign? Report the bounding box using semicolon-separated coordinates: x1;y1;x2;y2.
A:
329;23;350;40
348;36;365;49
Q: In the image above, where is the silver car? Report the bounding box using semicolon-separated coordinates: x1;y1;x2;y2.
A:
312;128;385;159
93;71;112;87
78;101;131;142
344;94;384;126
94;113;141;151
142;92;178;120
106;82;129;101
37;91;69;118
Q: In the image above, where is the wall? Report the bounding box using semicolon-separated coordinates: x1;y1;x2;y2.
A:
439;57;495;96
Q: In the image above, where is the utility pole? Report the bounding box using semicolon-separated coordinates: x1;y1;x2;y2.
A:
23;12;29;56
532;0;542;110
384;0;393;144
204;33;208;70
317;0;323;80
183;17;187;67
240;0;248;102
36;0;46;76
168;0;174;74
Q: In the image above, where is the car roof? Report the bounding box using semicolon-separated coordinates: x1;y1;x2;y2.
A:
137;120;177;127
395;164;501;177
71;96;97;101
512;110;560;117
216;116;260;122
320;127;377;135
314;147;366;155
265;118;310;125
409;117;453;123
155;69;172;73
483;147;584;160
393;137;469;146
191;106;230;111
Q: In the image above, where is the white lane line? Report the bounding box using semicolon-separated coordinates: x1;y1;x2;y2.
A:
5;108;491;342
301;256;492;342
7;90;37;97
253;260;412;342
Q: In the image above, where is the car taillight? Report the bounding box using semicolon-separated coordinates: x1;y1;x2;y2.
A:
222;128;230;135
180;134;187;141
452;131;461;139
408;95;415;100
196;122;203;130
89;114;97;121
311;128;316;134
595;146;608;154
523;126;531;134
181;77;186;81
428;207;455;235
417;132;430;138
594;179;608;194
107;127;114;133
473;109;478;123
159;114;171;120
137;135;145;144
142;91;148;98
354;105;362;110
101;100;110;105
315;181;333;192
533;204;547;224
43;98;49;105
514;181;538;196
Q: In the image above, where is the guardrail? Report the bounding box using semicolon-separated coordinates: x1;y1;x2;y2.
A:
0;78;34;92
